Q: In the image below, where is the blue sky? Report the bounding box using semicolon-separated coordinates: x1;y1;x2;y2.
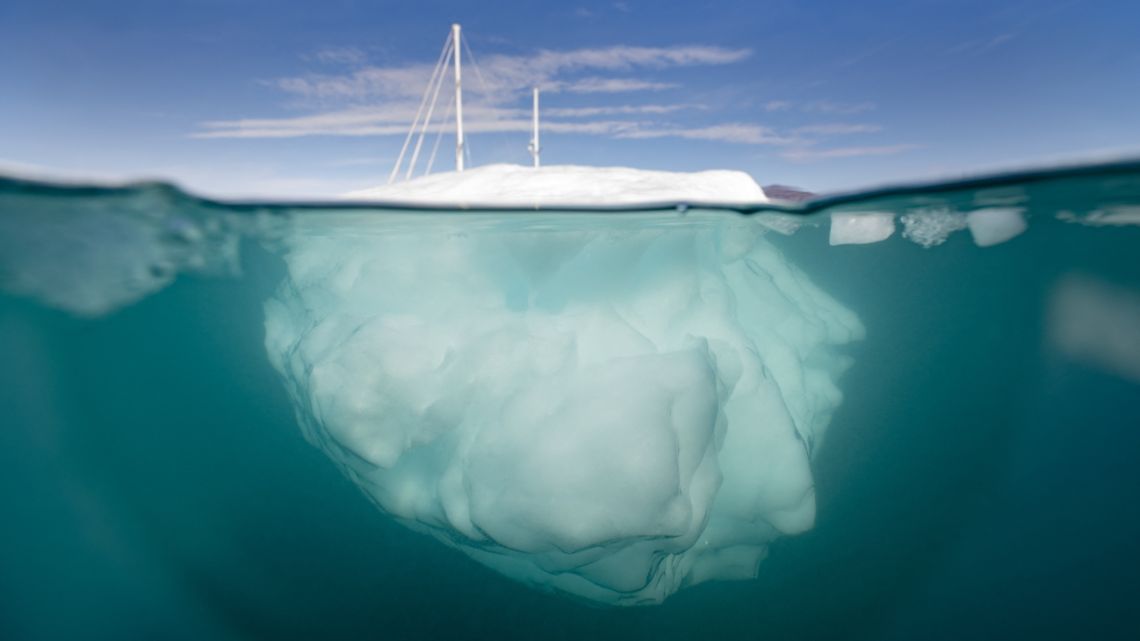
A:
2;0;1138;197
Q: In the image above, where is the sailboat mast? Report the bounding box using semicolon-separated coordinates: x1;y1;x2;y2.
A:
452;23;464;173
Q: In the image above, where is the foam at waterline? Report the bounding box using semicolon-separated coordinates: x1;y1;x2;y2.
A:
264;167;864;605
901;207;969;248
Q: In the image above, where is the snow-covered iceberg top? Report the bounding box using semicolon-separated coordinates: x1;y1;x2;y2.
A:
266;166;861;605
346;163;769;207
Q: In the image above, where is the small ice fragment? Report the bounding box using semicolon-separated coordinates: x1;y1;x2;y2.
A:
966;207;1027;247
829;212;895;246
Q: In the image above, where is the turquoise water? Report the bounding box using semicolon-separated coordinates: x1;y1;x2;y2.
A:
2;161;1140;639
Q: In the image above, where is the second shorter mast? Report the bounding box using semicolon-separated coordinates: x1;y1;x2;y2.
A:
452;23;464;173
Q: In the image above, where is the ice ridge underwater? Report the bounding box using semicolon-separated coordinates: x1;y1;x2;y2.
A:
3;160;1139;607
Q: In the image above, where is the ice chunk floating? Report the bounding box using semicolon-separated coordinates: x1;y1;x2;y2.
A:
829;211;895;246
264;167;863;605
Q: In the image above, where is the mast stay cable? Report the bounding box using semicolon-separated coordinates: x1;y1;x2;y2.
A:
406;37;454;180
461;34;493;96
424;93;455;177
387;32;452;184
461;32;493;168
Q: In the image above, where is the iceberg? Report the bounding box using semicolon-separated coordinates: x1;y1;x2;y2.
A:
264;165;864;605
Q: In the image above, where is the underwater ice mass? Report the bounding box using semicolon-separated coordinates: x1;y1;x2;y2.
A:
264;167;865;605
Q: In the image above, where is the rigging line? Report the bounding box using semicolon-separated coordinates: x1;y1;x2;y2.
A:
406;37;454;180
460;33;493;96
388;33;451;184
388;32;452;184
462;35;490;173
424;93;455;176
460;33;506;173
404;36;453;179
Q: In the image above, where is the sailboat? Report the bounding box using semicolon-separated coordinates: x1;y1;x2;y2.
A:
353;24;768;207
387;24;540;184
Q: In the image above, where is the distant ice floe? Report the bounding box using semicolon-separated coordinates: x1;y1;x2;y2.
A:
266;167;864;605
1057;205;1140;226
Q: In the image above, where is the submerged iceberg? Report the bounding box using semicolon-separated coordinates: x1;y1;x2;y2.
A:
264;166;863;605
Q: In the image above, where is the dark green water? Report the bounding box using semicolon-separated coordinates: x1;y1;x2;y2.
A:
2;161;1139;640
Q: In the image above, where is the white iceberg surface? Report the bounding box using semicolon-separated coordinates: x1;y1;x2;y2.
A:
265;166;863;605
346;163;769;206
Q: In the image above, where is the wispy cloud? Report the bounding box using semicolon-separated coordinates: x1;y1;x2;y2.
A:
836;37;901;69
196;41;757;142
192;39;911;156
945;32;1018;56
573;2;632;19
792;123;882;136
801;100;877;115
194;102;898;152
194;105;516;138
308;47;368;65
544;104;693;117
757;100;877;115
272;44;749;104
556;77;678;93
534;44;750;70
326;156;391;168
618;123;794;145
782;144;918;162
272;66;436;102
194;106;798;146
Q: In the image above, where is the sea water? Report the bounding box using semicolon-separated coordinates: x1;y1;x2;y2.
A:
2;161;1139;639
